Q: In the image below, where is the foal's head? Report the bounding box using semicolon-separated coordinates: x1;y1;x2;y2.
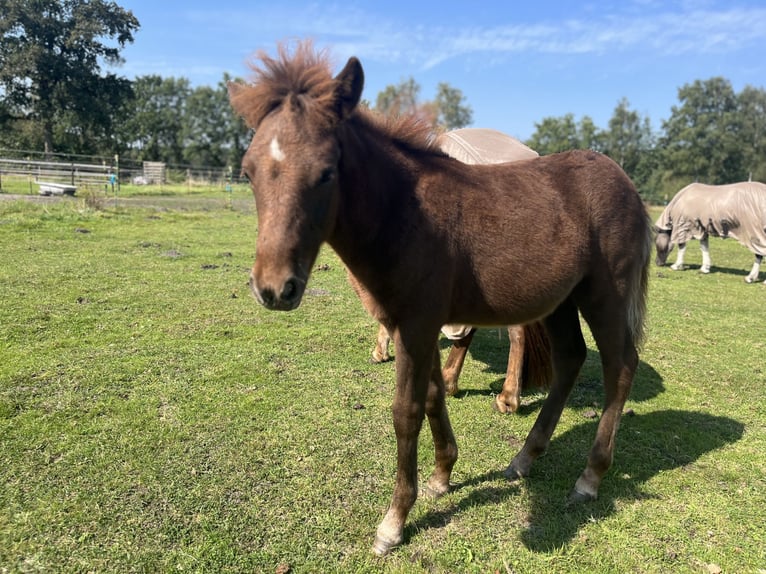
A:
229;43;364;310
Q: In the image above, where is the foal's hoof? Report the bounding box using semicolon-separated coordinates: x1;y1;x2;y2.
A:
420;482;450;500
503;464;526;482
493;393;519;414
370;352;391;364
566;488;597;506
372;534;400;557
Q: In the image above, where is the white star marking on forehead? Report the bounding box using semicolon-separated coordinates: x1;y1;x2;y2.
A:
270;137;286;162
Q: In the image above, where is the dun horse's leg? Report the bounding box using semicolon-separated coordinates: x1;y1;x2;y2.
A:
671;242;687;270
569;313;638;503
373;332;436;556
441;328;476;395
700;235;711;273
371;323;392;363
495;325;524;413
506;300;586;480
423;346;458;498
746;254;763;283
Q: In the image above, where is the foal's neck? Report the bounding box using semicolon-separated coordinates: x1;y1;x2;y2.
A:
329;115;433;267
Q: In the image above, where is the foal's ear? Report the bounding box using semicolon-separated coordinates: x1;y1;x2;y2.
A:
334;57;364;120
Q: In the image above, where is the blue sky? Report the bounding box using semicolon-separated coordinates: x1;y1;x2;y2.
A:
116;0;766;140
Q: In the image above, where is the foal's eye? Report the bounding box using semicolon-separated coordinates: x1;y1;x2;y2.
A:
318;167;335;186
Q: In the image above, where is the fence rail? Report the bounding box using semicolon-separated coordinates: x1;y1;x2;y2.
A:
0;157;115;192
0;153;247;193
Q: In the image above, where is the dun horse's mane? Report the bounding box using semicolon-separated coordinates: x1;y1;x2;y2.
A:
231;41;441;157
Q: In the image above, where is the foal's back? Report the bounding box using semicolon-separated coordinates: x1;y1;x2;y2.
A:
425;149;645;327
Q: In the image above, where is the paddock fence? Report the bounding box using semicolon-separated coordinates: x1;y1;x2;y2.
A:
0;149;246;195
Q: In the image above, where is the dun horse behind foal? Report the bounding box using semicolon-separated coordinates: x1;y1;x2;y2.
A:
229;42;652;556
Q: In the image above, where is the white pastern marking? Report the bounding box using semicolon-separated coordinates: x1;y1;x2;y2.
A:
270;137;286;162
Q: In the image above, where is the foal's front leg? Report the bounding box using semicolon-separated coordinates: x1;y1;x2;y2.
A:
373;336;456;556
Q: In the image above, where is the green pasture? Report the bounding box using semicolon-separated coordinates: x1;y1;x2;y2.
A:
0;197;764;573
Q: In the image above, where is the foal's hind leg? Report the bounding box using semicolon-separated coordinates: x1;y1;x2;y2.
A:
441;328;476;395
569;308;638;502
506;300;586;480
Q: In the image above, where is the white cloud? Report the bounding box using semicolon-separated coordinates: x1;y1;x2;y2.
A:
228;4;766;70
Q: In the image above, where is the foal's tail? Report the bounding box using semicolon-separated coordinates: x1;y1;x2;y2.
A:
627;214;653;349
521;321;552;390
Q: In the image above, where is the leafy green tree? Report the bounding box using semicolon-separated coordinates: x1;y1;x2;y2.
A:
737;85;766;182
0;0;139;154
375;78;472;129
375;77;421;117
118;75;190;164
434;82;472;130
604;98;652;172
660;77;744;185
182;74;250;169
526;113;602;155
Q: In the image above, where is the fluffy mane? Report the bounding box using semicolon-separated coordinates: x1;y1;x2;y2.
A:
229;41;443;157
351;109;444;158
229;41;341;130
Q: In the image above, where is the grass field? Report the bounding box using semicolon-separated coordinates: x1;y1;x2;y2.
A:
1;195;764;573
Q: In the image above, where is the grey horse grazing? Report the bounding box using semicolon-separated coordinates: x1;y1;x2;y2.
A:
369;128;551;414
655;181;766;284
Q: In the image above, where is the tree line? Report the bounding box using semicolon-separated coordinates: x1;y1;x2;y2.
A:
1;0;765;203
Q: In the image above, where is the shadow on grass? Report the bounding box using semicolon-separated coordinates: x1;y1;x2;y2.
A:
405;409;744;552
452;338;665;409
656;262;756;280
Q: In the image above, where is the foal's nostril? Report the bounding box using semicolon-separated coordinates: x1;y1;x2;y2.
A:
259;287;276;307
280;278;298;302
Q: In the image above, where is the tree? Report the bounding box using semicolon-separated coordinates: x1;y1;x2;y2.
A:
434;82;472;130
182;74;250;169
375;77;421;118
660;77;744;185
0;0;139;154
737;85;766;182
604;98;652;173
118;75;190;164
526;113;602;155
375;78;472;130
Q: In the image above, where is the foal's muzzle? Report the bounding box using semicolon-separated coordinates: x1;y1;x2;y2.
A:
249;272;305;311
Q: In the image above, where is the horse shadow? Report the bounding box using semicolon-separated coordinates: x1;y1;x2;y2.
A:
405;409;744;552
442;328;665;407
656;263;754;280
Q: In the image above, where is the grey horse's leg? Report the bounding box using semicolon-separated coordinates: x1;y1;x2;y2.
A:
671;242;687;270
700;235;711;273
746;254;763;283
